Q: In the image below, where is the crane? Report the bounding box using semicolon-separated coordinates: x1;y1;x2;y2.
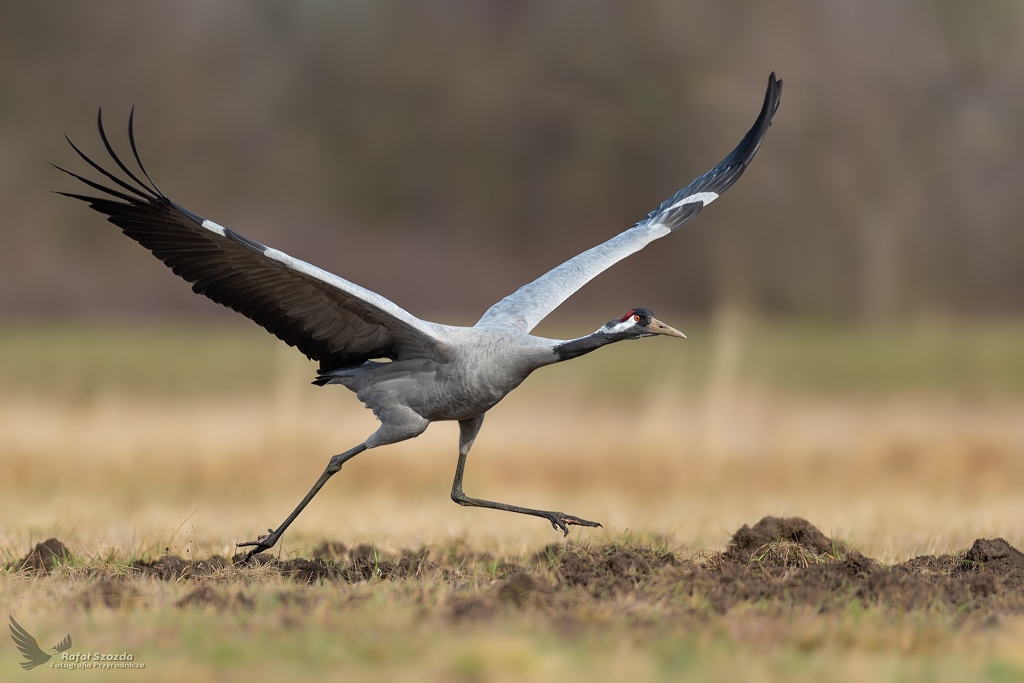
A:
55;73;781;558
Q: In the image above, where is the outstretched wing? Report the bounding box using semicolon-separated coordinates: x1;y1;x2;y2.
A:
477;73;782;333
53;634;72;653
55;111;452;373
9;616;51;670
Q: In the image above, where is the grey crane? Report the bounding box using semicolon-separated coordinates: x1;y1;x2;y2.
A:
55;73;781;558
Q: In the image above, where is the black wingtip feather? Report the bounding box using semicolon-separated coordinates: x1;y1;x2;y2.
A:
722;71;782;170
649;72;782;232
96;108;162;200
128;106;165;198
53;190;106;202
56;110;175;213
50;162;145;204
63;133;155;201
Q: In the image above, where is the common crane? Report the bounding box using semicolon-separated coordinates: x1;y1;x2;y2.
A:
56;73;781;558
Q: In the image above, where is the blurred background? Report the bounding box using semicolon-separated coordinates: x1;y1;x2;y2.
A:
1;0;1024;560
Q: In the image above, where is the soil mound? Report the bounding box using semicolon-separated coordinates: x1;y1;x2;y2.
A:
961;537;1024;591
8;538;71;574
725;516;841;563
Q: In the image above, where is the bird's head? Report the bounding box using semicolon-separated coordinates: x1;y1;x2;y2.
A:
599;308;686;340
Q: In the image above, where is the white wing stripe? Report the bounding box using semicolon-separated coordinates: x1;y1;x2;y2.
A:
666;191;719;211
201;219;227;236
205;220;440;340
261;247;441;338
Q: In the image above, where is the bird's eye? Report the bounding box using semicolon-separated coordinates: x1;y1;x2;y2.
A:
633;315;641;323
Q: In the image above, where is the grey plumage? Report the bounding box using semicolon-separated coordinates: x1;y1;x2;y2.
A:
56;73;782;555
478;73;782;334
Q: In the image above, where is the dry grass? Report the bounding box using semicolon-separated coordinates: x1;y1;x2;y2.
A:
1;321;1024;681
2;389;1022;562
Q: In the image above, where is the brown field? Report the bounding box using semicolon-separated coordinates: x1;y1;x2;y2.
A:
2;321;1024;681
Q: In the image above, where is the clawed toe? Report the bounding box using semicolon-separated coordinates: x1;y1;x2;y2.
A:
546;512;602;537
562;515;602;528
236;528;279;559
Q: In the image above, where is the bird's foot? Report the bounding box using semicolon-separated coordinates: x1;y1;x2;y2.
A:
543;512;602;537
236;528;280;561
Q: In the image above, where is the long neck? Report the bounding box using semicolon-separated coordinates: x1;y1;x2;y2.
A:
551;331;623;362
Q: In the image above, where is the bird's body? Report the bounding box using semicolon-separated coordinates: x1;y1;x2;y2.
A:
57;73;782;556
323;328;558;427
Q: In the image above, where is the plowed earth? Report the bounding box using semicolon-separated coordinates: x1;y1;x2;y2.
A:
9;517;1024;619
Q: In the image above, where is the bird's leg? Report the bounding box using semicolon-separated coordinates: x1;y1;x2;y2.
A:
237;443;367;560
450;416;601;537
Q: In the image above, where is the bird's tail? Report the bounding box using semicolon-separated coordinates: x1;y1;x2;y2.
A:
312;363;380;387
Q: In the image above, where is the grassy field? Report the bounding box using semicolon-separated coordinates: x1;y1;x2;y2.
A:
2;319;1024;681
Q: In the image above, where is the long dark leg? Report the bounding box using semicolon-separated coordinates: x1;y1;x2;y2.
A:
450;416;601;537
237;443;367;559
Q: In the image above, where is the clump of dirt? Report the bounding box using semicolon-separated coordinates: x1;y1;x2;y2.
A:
724;516;843;564
751;540;828;569
553;543;677;597
962;538;1024;590
132;555;231;580
131;545;428;584
8;538;71;574
133;552;348;582
276;558;343;583
273;545;428;583
895;552;965;575
345;544;420;581
78;578;140;610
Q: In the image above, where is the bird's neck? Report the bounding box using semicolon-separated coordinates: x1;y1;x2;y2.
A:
550;330;623;362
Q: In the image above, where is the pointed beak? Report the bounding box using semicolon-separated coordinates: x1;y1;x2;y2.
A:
648;317;686;339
